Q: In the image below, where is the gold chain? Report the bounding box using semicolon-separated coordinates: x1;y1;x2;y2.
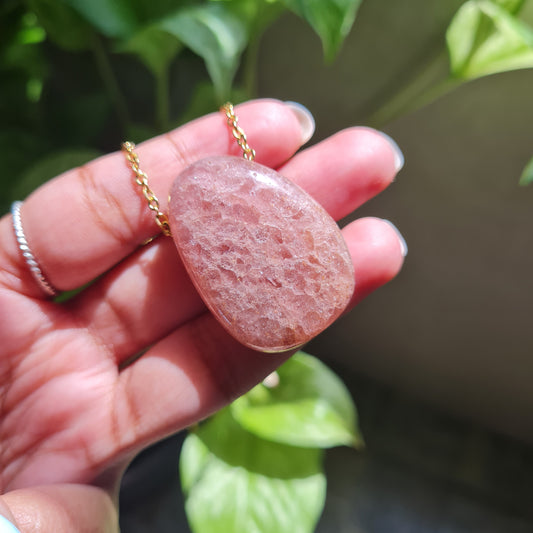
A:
122;103;254;236
221;102;256;161
121;141;171;236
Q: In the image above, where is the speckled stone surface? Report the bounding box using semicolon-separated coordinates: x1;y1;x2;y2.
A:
168;156;354;352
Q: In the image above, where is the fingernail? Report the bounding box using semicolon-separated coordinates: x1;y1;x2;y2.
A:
262;371;280;388
381;219;408;257
0;515;21;533
378;131;404;172
362;128;404;172
284;101;315;145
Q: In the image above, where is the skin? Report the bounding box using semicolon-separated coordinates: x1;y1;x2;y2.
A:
0;99;405;531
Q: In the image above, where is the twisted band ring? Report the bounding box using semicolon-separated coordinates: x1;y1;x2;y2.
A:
11;201;57;297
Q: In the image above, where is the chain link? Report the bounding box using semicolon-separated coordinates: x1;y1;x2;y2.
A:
221;102;256;161
121;141;172;236
123;103;254;236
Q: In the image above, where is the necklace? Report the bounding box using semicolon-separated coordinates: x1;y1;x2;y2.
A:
122;103;354;353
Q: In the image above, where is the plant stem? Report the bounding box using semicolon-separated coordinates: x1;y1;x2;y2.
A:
155;68;169;132
365;49;461;128
243;32;261;98
92;34;130;131
242;1;284;98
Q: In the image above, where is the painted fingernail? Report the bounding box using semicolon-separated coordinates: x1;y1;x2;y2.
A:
361;128;404;172
0;515;21;533
377;131;404;172
285;101;315;145
381;219;408;257
262;371;280;388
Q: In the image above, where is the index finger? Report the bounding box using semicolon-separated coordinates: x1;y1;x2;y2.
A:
0;100;307;294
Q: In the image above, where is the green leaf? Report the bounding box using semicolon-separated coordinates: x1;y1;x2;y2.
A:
231;352;362;449
282;0;362;61
181;408;326;533
519;154;533;185
116;26;182;78
63;0;139;38
447;0;533;80
28;0;93;50
9;148;101;201
159;4;248;99
493;0;525;14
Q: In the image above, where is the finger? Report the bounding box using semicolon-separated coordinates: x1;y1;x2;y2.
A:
71;130;404;362
0;100;308;295
107;218;406;459
2;484;117;533
279;126;403;221
344;216;407;308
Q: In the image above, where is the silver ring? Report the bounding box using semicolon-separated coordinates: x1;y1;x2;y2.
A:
11;201;57;297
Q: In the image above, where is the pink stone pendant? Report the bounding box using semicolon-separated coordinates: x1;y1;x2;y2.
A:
168;156;355;353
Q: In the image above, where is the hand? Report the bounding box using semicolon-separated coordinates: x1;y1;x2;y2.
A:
0;100;405;526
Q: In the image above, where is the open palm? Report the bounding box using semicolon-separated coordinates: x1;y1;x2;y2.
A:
0;100;405;496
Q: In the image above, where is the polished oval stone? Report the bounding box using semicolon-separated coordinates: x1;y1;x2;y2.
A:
168;155;355;353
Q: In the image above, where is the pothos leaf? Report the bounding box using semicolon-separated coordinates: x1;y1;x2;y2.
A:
62;0;139;38
231;352;363;449
282;0;362;61
159;3;248;100
115;26;182;78
181;408;326;533
493;0;526;14
447;0;533;80
519;154;533;185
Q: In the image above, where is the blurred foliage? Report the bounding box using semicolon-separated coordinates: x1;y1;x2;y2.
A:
231;352;363;449
519;155;533;184
446;0;533;80
0;0;362;214
1;0;533;217
181;352;360;533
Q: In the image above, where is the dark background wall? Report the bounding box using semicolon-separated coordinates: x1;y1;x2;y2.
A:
255;0;533;442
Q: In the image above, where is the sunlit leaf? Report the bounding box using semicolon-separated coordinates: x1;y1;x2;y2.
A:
447;0;533;80
18;13;46;45
181;408;326;533
519;154;533;185
282;0;361;61
232;352;362;449
159;4;248;100
493;0;525;14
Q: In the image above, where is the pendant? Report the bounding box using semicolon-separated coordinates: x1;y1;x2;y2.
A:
168;155;355;353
